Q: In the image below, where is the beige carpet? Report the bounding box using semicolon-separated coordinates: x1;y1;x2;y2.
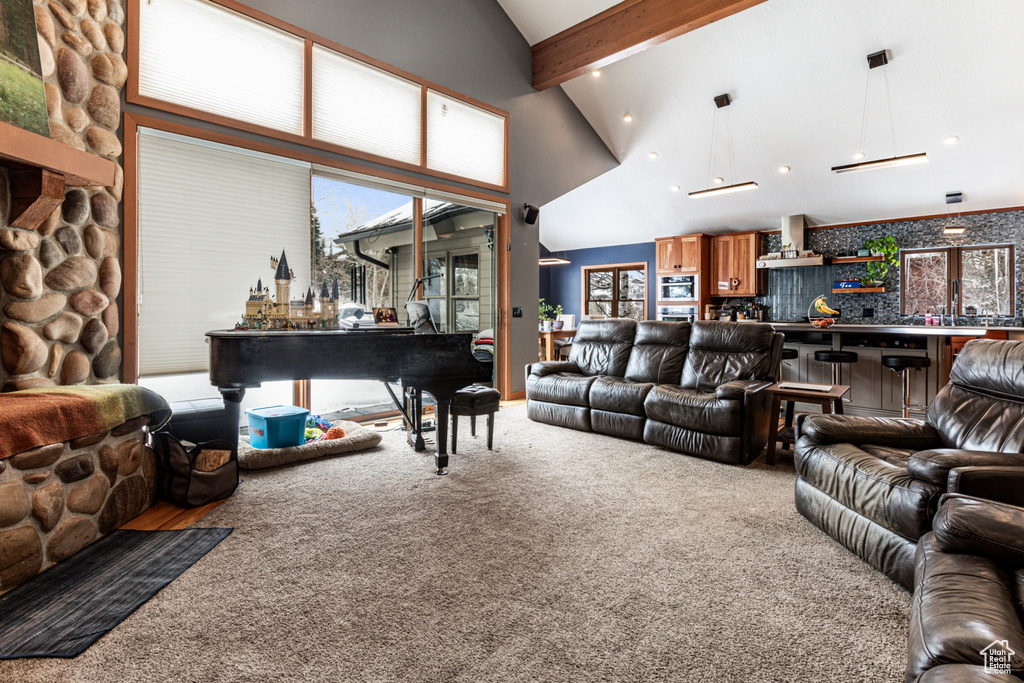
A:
1;405;910;682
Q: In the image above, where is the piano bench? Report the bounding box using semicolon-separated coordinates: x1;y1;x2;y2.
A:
450;385;500;454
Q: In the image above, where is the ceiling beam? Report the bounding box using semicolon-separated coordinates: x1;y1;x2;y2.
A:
531;0;767;91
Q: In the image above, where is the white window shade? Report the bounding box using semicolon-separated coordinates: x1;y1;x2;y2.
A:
137;128;311;376
311;45;422;165
138;0;304;135
426;90;505;186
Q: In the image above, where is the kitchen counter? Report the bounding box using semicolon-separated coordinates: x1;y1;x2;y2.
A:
765;322;1024;336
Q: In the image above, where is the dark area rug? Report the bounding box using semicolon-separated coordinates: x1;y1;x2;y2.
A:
0;528;232;659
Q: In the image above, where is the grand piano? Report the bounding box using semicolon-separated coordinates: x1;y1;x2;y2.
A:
206;329;493;474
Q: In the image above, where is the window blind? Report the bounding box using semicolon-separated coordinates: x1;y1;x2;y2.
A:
426;90;505;186
311;45;422;165
138;0;305;135
137;128;311;375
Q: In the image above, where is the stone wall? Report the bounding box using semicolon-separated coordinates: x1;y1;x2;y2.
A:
0;0;126;391
0;424;156;592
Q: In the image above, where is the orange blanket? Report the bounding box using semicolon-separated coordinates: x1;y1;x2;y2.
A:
0;385;172;458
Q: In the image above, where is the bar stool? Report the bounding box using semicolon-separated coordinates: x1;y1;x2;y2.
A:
882;355;931;418
813;350;858;387
450;385;500;453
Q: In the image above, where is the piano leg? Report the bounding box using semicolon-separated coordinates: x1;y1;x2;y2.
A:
219;387;245;448
433;398;450;475
414;389;426;452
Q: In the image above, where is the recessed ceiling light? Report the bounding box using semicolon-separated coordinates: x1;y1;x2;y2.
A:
649;151;658;159
622;112;633;123
592;70;601;78
713;176;724;184
853;152;865;160
779;165;790;174
944;135;959;145
670;185;680;192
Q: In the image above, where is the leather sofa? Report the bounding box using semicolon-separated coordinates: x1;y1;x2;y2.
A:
526;319;784;465
908;494;1024;682
794;339;1024;589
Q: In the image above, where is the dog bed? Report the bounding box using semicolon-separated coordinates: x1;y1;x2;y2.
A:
237;420;382;470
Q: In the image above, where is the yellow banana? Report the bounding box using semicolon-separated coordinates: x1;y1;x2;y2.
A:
814;297;840;316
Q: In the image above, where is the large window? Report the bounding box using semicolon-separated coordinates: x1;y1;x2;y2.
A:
583;264;647;320
901;245;1015;316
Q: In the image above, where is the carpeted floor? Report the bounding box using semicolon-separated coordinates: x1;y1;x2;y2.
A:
0;405;910;682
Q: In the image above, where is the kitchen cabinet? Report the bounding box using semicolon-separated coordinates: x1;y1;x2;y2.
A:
655;235;701;274
712;232;762;296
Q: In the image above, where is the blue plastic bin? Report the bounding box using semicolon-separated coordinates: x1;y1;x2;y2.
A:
246;405;309;449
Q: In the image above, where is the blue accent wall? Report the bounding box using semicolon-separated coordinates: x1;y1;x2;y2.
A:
540;242;657;322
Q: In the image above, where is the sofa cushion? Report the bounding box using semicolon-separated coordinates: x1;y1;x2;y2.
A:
642;420;743;465
680;321;777;393
932;495;1024;567
590;376;653;416
623;321;690;384
643;385;741;437
525;373;596;408
567;319;636;377
908;533;1024;680
794;439;943;541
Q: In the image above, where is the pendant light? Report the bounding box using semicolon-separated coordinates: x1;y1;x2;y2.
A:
832;50;927;174
942;191;966;235
688;94;758;198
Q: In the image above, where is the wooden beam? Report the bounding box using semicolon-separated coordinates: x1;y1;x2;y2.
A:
9;169;65;230
0;120;116;186
531;0;767;90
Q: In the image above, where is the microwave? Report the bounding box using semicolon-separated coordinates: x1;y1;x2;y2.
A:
658;274;698;302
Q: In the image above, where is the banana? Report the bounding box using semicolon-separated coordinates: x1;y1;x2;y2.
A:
813;296;840;316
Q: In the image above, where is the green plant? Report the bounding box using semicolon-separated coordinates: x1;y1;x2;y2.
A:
551;304;564;319
538;298;553;321
861;236;899;284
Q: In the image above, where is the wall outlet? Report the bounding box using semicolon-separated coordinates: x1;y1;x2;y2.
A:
512;307;523;318
862;308;874;317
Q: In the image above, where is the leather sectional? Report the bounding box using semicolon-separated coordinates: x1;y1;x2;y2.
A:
526;319;784;466
794;339;1024;590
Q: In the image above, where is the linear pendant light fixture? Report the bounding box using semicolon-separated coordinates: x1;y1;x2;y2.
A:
689;94;758;199
832;50;927;174
539;256;571;265
942;191;966;234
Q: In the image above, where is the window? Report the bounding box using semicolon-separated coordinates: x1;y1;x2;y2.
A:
901;245;1015;316
583;264;647;320
426;90;506;186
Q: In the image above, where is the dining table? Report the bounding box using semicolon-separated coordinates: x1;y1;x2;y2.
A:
538;328;576;361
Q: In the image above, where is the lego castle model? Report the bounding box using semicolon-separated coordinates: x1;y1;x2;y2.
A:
238;250;340;329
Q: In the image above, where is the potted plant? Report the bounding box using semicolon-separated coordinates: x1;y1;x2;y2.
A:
539;298;553;331
860;236;898;287
782;243;798;259
551;304;565;329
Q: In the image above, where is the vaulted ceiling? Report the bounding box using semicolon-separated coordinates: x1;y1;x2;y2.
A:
496;0;1024;251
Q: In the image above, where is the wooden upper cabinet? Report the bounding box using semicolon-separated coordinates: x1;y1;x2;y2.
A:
655;237;681;273
711;232;762;296
656;235;702;274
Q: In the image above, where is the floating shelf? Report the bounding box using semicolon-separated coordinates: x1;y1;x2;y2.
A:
833;287;885;294
831;255;884;264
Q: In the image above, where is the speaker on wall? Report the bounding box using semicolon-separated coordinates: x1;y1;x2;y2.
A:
521;203;539;225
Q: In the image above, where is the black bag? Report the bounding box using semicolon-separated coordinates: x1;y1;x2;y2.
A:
151;431;239;508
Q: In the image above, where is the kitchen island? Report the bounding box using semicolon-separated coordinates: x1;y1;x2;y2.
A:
765;322;1022;417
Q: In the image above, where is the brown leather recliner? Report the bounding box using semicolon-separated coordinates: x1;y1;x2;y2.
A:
794;339;1024;589
908;494;1024;682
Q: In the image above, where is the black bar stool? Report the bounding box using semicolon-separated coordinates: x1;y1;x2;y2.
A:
813;350;858;387
781;348;799;360
450;385;500;453
882;355;931;418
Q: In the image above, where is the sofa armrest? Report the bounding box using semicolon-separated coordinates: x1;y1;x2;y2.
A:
947;465;1024;507
798;414;940;448
933;494;1024;567
715;379;772;400
528;361;581;378
907;450;1024;488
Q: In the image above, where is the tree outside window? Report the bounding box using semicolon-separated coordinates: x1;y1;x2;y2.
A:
584;264;647;320
901;245;1015;316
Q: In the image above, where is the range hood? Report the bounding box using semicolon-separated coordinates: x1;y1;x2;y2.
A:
756;215;828;269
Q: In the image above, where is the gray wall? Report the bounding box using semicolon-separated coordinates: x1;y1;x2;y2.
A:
145;0;619;392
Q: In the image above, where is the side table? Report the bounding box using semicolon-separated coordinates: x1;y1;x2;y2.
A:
765;383;850;466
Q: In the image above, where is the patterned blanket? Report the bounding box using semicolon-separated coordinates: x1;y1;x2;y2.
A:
0;385;172;458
